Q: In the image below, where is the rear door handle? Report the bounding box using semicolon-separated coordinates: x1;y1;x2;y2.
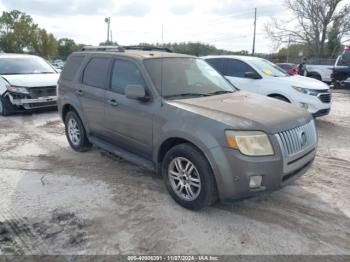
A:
76;89;83;96
107;99;119;106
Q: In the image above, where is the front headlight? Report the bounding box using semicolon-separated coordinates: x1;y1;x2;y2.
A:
292;86;318;96
225;130;274;156
6;85;29;95
6;85;29;94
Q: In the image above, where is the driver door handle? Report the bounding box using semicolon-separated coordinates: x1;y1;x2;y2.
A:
107;99;119;107
76;89;83;96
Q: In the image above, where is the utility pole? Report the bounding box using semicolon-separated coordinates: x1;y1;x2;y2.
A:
105;17;111;44
287;34;291;63
252;8;257;56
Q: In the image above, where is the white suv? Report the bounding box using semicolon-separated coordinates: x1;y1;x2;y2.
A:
203;55;331;117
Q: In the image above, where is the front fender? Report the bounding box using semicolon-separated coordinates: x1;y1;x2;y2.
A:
0;76;9;95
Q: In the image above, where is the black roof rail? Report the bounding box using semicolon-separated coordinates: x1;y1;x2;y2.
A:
123;45;172;53
80;45;125;52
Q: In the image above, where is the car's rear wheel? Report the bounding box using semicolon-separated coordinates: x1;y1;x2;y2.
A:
65;111;92;152
162;143;217;210
0;96;12;116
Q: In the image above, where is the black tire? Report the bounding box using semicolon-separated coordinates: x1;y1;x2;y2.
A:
331;80;341;89
309;74;322;81
64;110;92;152
0;96;12;116
162;143;217;210
270;95;290;103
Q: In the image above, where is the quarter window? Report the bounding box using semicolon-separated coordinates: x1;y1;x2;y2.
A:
82;57;110;89
224;59;255;78
61;56;84;81
111;60;146;95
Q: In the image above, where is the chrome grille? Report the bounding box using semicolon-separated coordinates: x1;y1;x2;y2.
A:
276;120;317;156
318;93;331;103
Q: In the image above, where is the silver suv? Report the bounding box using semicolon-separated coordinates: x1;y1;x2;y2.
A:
57;46;317;210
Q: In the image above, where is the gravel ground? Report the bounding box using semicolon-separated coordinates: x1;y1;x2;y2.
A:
0;91;349;255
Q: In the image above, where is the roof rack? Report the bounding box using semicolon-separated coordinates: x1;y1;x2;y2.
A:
80;46;125;52
123;45;172;53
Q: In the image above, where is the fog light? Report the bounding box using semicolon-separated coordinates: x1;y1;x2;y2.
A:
249;175;262;189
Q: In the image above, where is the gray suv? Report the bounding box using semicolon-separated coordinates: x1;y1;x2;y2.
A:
57;46;317;210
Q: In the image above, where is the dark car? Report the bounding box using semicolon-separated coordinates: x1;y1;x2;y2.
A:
276;63;299;75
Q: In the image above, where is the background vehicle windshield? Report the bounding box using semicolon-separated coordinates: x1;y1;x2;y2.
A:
250;59;288;77
144;58;235;98
0;57;56;75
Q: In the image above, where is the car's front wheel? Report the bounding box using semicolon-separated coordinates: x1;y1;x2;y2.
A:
0;96;12;116
65;111;92;152
162;143;217;210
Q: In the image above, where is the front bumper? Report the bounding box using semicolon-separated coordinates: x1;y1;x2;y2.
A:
312;108;331;117
9;94;57;110
207;141;316;201
293;92;331;115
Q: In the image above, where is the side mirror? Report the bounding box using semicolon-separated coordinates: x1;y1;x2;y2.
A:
125;84;148;101
244;71;261;79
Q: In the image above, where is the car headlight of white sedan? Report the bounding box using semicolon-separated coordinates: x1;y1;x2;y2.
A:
6;84;29;95
292;86;319;96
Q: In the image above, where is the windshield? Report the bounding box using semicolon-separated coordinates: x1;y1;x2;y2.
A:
0;57;56;75
250;59;288;77
144;58;235;99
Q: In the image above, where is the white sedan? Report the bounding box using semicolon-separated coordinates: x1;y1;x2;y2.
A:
203;55;331;117
0;54;60;116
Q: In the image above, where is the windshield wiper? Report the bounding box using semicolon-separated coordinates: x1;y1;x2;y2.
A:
164;93;210;99
207;90;234;96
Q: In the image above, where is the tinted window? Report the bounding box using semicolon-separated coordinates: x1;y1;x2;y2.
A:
224;59;255;78
83;57;110;88
61;55;84;81
0;56;56;75
111;60;146;94
206;58;224;74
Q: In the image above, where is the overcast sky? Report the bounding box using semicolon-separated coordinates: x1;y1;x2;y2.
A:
0;0;291;53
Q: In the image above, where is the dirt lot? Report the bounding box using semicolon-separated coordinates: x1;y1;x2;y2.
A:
0;91;349;255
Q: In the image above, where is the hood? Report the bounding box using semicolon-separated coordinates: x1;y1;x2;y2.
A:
271;75;329;90
1;73;60;87
168;91;312;134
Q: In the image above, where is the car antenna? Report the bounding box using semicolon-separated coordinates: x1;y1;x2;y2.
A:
160;24;164;107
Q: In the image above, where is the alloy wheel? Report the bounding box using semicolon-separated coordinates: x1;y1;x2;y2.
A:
168;157;201;201
67;118;81;146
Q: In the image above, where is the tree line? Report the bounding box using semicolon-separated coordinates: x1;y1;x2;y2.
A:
0;10;81;60
267;0;350;59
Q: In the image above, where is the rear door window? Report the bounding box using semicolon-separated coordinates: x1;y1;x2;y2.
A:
111;59;146;95
224;59;254;78
61;55;84;81
82;57;111;89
